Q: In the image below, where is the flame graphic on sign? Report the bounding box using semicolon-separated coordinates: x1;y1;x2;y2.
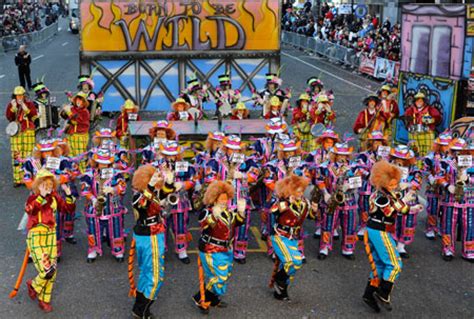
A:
81;0;279;52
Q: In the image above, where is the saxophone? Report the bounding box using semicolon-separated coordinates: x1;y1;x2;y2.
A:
95;177;106;216
455;166;466;203
327;166;349;215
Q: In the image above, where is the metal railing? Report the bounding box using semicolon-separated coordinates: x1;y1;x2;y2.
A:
281;31;400;83
282;30;361;68
0;21;59;53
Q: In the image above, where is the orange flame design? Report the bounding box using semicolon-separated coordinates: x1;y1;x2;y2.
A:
81;0;279;52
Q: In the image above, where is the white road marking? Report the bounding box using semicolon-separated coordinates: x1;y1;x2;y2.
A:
62;42;69;46
32;54;44;61
0;74;5;79
282;52;373;93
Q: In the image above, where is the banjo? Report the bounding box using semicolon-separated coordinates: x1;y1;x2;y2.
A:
6;100;22;137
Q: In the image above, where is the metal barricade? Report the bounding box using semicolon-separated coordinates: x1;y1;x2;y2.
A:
1;22;58;53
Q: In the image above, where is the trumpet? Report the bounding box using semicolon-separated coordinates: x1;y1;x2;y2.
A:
327;168;349;215
167;193;179;206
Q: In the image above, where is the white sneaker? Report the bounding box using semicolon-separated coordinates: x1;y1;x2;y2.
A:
178;251;188;259
425;230;435;239
333;229;339;237
87;251;97;262
319;247;328;255
396;242;406;253
357;228;366;237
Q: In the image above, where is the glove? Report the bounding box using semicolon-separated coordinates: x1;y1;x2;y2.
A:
174;182;183;192
402;191;415;203
148;171;161;187
165;171;174;184
103;186;114;195
237;199;246;214
233;170;244;179
399;182;410;190
323;192;331;204
428;175;436;185
10;100;17;112
212;205;223;218
448;185;456;194
342;183;350;192
460;173;468;182
194;182;202;192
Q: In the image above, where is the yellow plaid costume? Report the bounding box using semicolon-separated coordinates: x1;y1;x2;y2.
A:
10;129;35;183
27;224;57;303
409;131;434;159
294;126;315;152
68;133;89;172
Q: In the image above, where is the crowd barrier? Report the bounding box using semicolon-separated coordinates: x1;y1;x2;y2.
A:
281;31;400;84
0;21;58;53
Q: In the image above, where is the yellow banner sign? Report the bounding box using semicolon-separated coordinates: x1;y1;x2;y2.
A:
80;0;280;52
468;5;474;19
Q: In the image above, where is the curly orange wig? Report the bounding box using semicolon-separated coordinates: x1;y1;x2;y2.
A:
370;160;401;190
57;143;70;157
329;152;352;163
132;165;164;192
149;127;176;140
31;176;59;195
203;181;234;206
275;175;309;199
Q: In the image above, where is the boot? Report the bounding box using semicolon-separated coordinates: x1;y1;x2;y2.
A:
362;281;380;313
144;299;156;319
273;269;290;301
192;291;210;314
206;290;227;308
38;300;53;313
26;279;37;300
373;280;394;311
132;291;153;318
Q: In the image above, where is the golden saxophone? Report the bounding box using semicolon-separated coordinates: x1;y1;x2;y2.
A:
95;177;106;217
327;167;348;215
455;166;466;203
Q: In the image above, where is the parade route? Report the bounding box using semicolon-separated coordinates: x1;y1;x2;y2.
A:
0;17;473;319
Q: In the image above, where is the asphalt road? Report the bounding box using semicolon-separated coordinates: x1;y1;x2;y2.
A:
0;19;472;319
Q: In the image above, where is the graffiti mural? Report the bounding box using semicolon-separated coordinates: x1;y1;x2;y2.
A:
395;72;458;144
80;0;279;52
79;0;280;112
400;5;466;80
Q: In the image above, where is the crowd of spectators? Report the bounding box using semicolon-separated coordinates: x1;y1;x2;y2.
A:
281;1;401;62
0;2;62;38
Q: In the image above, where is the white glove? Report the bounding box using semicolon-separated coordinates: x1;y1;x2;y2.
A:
342;183;350;192
324;192;331;204
10;100;17;112
399;182;410;190
412;204;424;212
174;182;183;192
237;199;246;214
165;171;174;184
91;197;98;207
428;175;436;185
448;185;456;194
148;171;161;187
460;173;468;182
233;170;244;179
311;202;319;211
103;186;114;195
194;182;202;192
212;205;223;218
402;191;415;203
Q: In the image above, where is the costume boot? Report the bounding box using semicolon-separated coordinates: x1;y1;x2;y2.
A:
362;280;380;313
206;290;227;308
373;280;394;311
192;291;210;314
273;268;290;301
132;291;153;318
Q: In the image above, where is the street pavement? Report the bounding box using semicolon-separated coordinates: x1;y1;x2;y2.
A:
0;18;472;319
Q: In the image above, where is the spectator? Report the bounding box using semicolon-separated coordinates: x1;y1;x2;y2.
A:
282;4;401;62
15;45;32;90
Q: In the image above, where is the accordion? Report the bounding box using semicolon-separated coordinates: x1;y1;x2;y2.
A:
36;99;60;130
